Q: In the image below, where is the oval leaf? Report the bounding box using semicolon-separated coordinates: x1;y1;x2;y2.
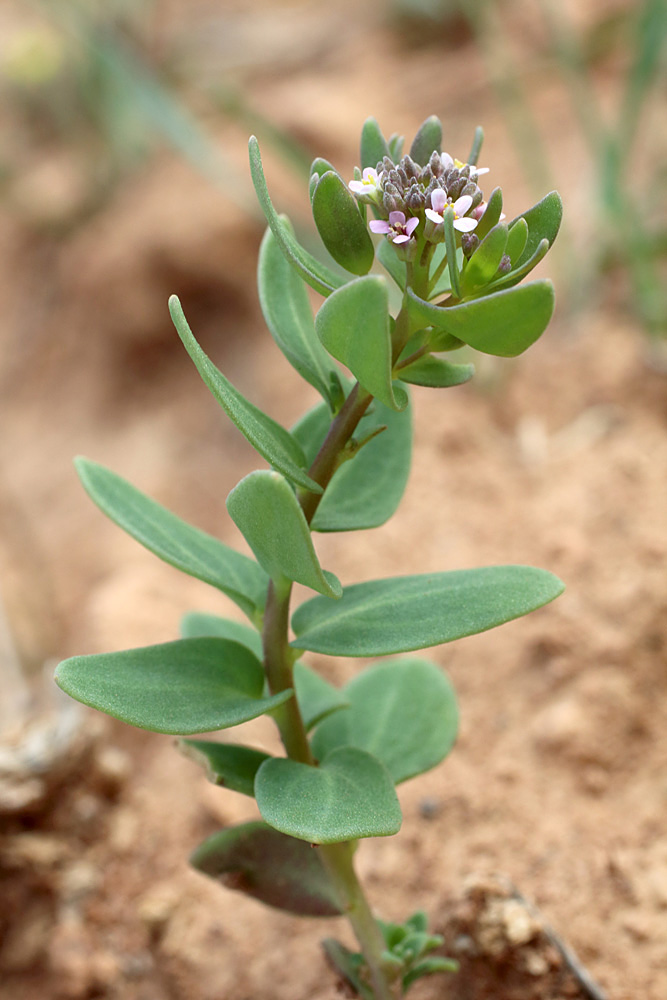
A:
505;217;528;265
312;172;375;276
291;566;565;656
408;281;556;358
292;396;412;532
311;658;458;785
509;191;563;268
226;470;341;598
248;136;346;297
397;355;474;388
169;297;322;494
294;661;348;732
316;276;407;411
409;115;442;165
55;638;292;734
361;117;390;169
255;747;402;844
461;223;509;295
258;223;341;409
473;187;503;241
75;458;268;622
191;821;343;916
180;740;271;796
180;612;263;658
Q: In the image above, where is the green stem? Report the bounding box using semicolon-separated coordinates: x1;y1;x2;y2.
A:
260;362;405;999
319;841;399;1000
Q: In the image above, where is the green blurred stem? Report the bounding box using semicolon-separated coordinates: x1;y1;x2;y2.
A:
261;355;405;999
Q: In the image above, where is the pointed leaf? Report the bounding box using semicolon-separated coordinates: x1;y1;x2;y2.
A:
75;458;268;622
255;747;402;844
294;661;348;731
409;116;442;164
361;117;390;169
407;280;556;358
377;237;407;291
461;223;509;295
191;821;343;916
292;397;412;532
504;216;528;265
292;566;565;656
443;207;462;299
180;612;263;658
312;172;375;276
226;470;341;598
311;658;458;785
316;276;408;411
248;136;346;297
258;222;340;409
387;132;405;162
55;638;292;734
474;187;503;241
180;739;270;796
509;191;562;268
397;355;474;388
169;296;321;494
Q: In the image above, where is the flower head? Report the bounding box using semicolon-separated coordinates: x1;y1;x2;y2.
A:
369;211;419;244
348;167;381;198
425;189;478;233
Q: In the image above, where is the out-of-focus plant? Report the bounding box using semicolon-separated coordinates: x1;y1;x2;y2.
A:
454;0;667;341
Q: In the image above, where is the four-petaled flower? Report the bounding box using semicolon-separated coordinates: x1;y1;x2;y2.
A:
348;167;381;196
425;190;478;233
369;211;420;244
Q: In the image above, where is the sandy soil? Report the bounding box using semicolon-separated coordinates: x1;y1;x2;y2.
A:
1;2;666;998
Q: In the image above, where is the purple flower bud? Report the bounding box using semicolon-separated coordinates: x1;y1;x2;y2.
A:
406;187;425;212
461;233;480;259
429;151;443;177
461;181;478;200
382;156;395;172
497;254;512;275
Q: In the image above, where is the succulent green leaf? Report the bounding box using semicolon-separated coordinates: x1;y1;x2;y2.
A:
180;612;263;659
226;471;341;598
292;565;565;657
387;132;405;162
473;186;503;241
376;237;407;291
258;223;341;409
55;638;292;734
180;740;271;796
312;172;375;276
360;117;390;169
311;658;458;785
191;821;343;917
248;136;346;297
316;276;408;411
407;280;556;358
443;207;462;299
255;747;402;844
397;355;474;388
403;957;458;990
504;216;528;265
460;223;509;295
292;396;412;532
487;238;550;293
509;191;563;268
169;296;321;494
310;156;338;183
467;125;484;166
75;458;268;622
409;115;442;165
294;661;348;731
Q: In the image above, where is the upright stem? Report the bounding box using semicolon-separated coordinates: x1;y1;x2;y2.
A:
261;309;412;999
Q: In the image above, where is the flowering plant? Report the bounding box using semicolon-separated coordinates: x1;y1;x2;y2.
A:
55;115;564;999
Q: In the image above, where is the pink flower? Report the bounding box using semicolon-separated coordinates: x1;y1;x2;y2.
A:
349;167;381;197
425;189;478;233
471;201;506;222
369;211;420;244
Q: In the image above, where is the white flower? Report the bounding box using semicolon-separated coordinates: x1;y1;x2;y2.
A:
349;167;381;197
425;189;478;233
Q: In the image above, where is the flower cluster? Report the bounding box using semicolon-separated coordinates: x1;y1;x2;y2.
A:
349;150;487;247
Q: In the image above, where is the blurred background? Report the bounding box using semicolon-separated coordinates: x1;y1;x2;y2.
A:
1;1;666;998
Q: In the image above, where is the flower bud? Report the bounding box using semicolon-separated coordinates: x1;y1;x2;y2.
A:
405;187;425;212
461;233;480;259
497;253;512;275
